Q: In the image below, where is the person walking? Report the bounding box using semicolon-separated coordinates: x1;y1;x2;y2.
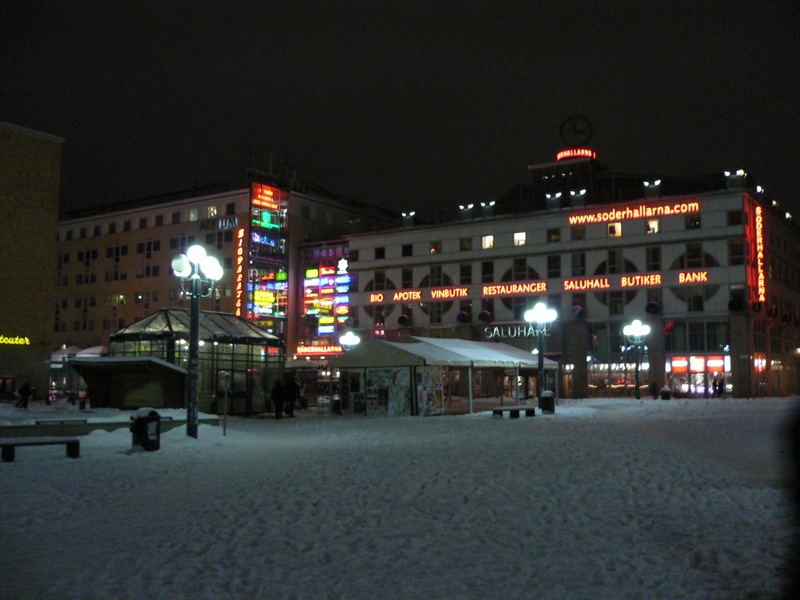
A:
284;375;299;417
14;381;32;409
271;380;285;420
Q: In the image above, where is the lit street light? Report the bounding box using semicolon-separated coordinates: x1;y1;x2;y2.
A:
339;331;361;351
172;245;223;438
623;319;651;400
524;302;557;399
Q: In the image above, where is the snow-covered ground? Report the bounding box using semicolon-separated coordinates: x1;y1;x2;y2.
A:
1;397;798;599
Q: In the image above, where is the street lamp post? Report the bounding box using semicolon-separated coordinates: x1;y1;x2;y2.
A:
339;331;361;351
524;302;558;399
172;245;223;438
623;319;651;400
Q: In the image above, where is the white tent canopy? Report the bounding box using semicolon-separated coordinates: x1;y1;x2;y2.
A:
329;337;557;370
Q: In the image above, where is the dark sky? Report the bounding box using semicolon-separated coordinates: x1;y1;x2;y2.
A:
2;1;799;216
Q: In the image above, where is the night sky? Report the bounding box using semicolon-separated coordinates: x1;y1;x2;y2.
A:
2;1;799;217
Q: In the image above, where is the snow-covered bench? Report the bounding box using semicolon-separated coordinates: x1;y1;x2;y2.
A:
0;436;80;462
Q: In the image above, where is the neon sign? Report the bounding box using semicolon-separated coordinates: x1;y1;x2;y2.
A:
678;271;708;284
621;274;662;287
568;201;700;225
556;148;596;161
755;206;766;303
252;183;283;210
0;335;31;345
234;227;246;317
563;277;610;291
296;345;343;355
482;281;547;297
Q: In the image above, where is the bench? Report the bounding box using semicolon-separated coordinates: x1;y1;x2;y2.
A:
34;418;88;426
0;436;80;462
492;407;536;419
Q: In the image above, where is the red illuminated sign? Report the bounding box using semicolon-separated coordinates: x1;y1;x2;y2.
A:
755;206;766;303
252;183;283;210
621;274;662;287
568;201;700;225
482;281;547;297
556;148;596;161
678;271;708;284
563;277;610;291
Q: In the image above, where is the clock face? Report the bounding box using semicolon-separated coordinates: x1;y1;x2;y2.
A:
559;116;593;147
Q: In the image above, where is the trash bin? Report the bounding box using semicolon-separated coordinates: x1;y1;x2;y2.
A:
661;386;671;400
539;390;556;414
130;408;161;451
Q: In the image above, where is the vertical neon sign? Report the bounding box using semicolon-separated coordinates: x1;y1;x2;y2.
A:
754;206;766;303
235;227;247;317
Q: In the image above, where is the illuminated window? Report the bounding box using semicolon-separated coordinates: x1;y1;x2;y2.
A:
189;209;199;222
481;235;494;249
608;222;622;237
430;241;442;254
514;232;526;246
208;205;218;218
646;219;660;234
547;229;561;243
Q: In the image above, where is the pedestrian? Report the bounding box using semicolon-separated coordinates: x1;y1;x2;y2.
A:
284;375;299;417
14;381;32;409
271;380;284;420
649;381;658;400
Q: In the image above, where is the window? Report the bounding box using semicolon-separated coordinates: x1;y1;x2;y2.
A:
460;264;472;285
301;206;311;219
728;239;745;265
172;212;181;224
139;217;147;229
208;206;218;218
547;255;561;278
571;226;585;241
430;241;442;254
646;219;660;234
189;209;199;222
609;291;624;315
123;221;131;232
93;225;101;236
402;244;412;257
374;270;387;291
226;203;236;215
687;288;704;312
547;229;561;243
685;214;701;229
727;210;743;226
402;268;413;288
481;235;494;249
514;232;526;246
375;247;385;260
481;261;494;283
155;214;164;227
512;258;527;281
608;222;622;237
79;227;87;239
572;252;586;276
608;249;622;274
429;265;443;287
646;247;661;271
460;237;472;251
686;243;703;268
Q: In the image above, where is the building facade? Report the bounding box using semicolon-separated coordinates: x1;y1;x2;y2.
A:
0;122;63;400
340;154;799;399
54;176;399;399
